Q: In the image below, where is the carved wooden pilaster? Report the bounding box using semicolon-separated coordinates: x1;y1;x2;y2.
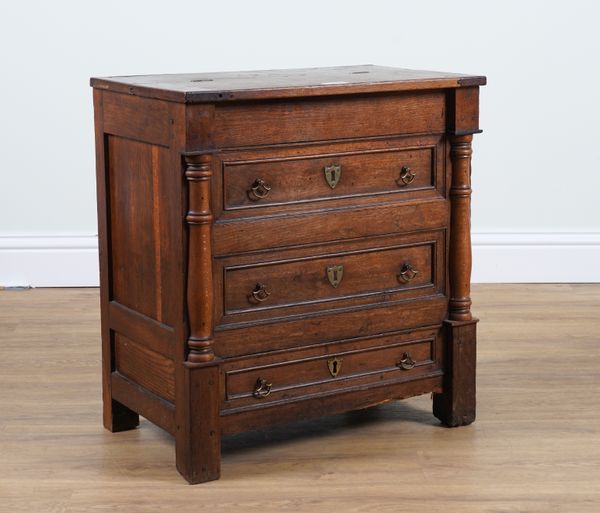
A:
448;134;474;322
184;153;215;363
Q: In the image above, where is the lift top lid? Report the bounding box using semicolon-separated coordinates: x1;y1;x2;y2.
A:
90;64;486;104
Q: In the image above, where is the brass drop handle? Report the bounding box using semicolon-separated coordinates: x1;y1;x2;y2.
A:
397;166;416;186
397;352;416;370
248;283;271;303
398;262;418;283
253;378;272;398
248;178;272;200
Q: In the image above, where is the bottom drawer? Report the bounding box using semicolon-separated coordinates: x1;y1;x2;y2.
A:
222;326;442;411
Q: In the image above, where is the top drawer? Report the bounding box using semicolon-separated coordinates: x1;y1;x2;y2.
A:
225;144;433;210
205;91;446;148
215;134;446;220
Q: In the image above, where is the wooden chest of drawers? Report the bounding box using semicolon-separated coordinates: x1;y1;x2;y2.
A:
91;65;485;484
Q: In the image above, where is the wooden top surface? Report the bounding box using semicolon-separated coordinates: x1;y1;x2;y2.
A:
90;65;486;103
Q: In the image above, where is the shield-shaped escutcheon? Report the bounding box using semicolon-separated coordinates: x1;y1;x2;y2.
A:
326;264;344;288
324;164;342;189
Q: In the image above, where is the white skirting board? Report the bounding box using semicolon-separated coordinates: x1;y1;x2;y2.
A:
0;236;100;288
0;233;599;287
470;232;600;283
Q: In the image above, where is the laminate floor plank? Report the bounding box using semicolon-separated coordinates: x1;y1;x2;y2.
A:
0;285;599;512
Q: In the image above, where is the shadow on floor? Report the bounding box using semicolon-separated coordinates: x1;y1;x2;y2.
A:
221;399;438;455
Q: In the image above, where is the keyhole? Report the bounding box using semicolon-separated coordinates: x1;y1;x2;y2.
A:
328;357;342;377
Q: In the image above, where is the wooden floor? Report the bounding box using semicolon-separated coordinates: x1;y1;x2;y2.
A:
1;285;599;512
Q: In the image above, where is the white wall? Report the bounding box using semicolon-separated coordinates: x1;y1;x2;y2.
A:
1;0;599;286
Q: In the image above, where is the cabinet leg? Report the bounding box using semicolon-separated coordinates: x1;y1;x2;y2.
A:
104;398;139;432
176;363;221;484
433;319;477;427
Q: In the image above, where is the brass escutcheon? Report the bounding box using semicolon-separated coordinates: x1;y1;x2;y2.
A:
396;166;416;187
397;352;416;370
248;178;272;200
253;378;272;398
326;265;344;288
324;164;342;189
327;357;343;377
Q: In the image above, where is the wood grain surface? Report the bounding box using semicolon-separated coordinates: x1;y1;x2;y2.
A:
90;64;486;103
214;134;446;221
1;285;599;512
221;140;437;211
92;72;484;482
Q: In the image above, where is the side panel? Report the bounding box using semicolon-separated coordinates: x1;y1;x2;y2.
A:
96;91;184;433
114;333;176;402
106;135;177;325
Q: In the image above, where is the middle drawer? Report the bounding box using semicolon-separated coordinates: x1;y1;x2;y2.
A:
215;229;445;326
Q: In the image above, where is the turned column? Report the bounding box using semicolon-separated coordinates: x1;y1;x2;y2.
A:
184;153;215;363
448;134;473;321
433;130;478;427
177;152;220;484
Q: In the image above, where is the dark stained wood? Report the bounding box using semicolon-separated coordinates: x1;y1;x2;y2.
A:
213;134;446;221
184;153;216;363
168;102;198;486
213;230;446;332
114;333;176;402
220;231;439;320
91;65;484;483
447;86;481;136
94;89;139;433
223;142;437;210
107;135;177;326
91;64;486;103
215;295;449;358
433;319;477;426
108;300;175;360
107;135;156;319
111;372;176;434
102;91;171;147
448;134;474;321
176;364;221;484
224;330;438;407
213;199;449;256
210;92;446;147
223;324;439;370
222;375;444;435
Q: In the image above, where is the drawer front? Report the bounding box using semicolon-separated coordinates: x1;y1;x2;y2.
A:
207;91;446;148
226;241;431;313
213;197;448;257
224;145;434;210
222;327;442;410
214;134;446;221
214;295;448;358
216;230;445;325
